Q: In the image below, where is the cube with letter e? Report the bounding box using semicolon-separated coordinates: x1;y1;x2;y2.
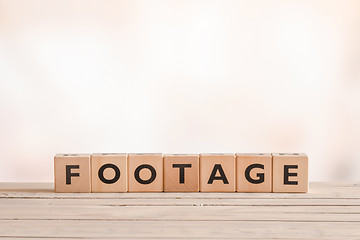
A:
272;153;308;193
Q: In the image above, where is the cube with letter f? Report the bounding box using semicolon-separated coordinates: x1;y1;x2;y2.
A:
54;154;91;193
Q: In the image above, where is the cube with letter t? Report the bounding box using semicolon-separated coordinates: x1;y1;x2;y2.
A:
54;154;91;193
272;153;308;193
164;154;199;192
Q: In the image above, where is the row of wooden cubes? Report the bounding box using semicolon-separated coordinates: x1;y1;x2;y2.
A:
54;153;308;193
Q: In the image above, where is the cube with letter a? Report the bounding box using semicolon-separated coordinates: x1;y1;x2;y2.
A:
199;153;235;192
272;153;308;193
54;154;91;193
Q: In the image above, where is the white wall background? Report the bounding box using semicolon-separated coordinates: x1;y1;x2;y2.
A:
0;0;359;182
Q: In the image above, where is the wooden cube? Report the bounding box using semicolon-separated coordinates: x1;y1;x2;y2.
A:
54;154;91;193
164;154;199;192
199;153;235;192
236;153;272;192
272;153;308;193
91;153;127;193
128;153;163;192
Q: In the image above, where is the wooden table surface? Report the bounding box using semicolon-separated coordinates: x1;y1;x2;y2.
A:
0;182;359;239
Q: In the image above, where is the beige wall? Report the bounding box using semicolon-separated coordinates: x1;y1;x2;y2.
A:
0;0;359;181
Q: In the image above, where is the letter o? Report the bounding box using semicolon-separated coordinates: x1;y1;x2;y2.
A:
98;163;121;184
134;164;156;184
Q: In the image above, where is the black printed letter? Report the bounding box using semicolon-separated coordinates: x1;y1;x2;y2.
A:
245;164;264;184
208;164;229;184
284;165;298;185
98;163;120;184
134;164;156;184
172;164;191;183
66;165;79;184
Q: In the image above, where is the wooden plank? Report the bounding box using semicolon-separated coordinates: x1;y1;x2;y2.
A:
1;182;360;199
3;198;360;208
0;204;359;222
1;182;360;239
4;201;360;214
0;220;359;239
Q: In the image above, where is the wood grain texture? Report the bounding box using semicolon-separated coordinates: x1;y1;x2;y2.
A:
272;153;308;193
236;153;272;192
199;153;236;192
164;154;199;192
128;153;163;192
54;154;91;193
0;182;359;239
91;153;127;192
